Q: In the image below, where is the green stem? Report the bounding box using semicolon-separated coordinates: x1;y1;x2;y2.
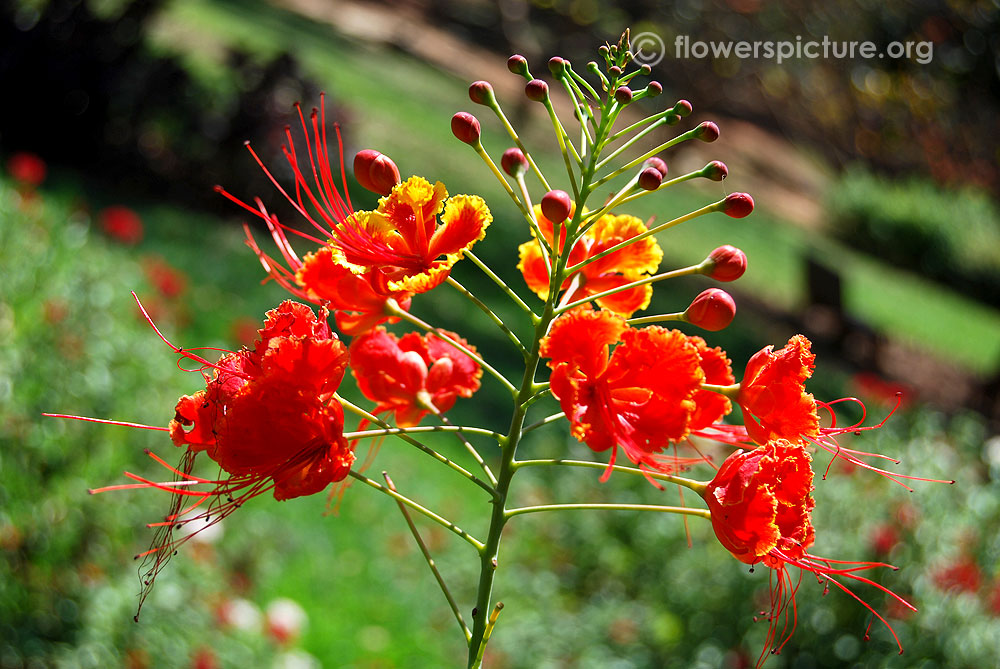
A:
513;458;708;494
343;425;504;443
338;396;499;498
505;503;711;519
594;128;700;188
554;265;700;316
465;250;536;318
446;277;527;358
521;412;565;435
348;470;485;550
473;142;529;218
439;414;498;487
382;472;471;641
485;100;551;191
626;312;685;326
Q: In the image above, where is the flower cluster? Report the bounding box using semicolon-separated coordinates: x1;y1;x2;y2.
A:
53;30;949;668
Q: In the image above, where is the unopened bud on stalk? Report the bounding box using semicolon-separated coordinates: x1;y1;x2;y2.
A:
540;189;572;223
451;112;481;146
643;157;668;178
702;160;728;181
614;86;633;104
684;288;736;331
507;54;529;76
646;81;663;96
609;65;622;77
695;121;720;142
722;192;754;218
674;100;693;116
353;150;401;196
639;63;652;75
700;245;747;281
548;57;567;76
638;167;662;191
468;81;496;106
524;79;549;102
501;148;528;177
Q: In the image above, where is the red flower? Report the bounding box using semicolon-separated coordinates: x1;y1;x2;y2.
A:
6;151;47;187
79;300;353;616
541;308;706;477
333;176;492;294
218;96;413;334
142;256;188;299
349;327;482;427
99;206;144;245
932;556;981;594
518;207;662;316
702;440;913;666
736;335;820;445
687;336;734;430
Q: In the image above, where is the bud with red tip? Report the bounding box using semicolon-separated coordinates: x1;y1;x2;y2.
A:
684;288;736;331
507;54;529;76
525;79;549;102
609;66;622;77
548;57;567;76
614;86;633;104
638;167;662;191
501;148;528;177
540;190;572;223
469;81;496;106
353;150;401;196
451;112;482;146
702;160;728;181
646;81;662;97
722;192;754;218
643;157;668;178
695;121;720;142
700;245;747;282
674;100;693;117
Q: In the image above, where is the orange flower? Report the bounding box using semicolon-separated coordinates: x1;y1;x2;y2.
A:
702;440;913;666
541;308;705;477
349;327;482;427
518;207;662;316
217;96;413;334
736;334;820;445
687;336;734;430
332;176;492;294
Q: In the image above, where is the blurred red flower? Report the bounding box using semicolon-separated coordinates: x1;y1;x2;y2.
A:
6;151;47;187
98;205;144;245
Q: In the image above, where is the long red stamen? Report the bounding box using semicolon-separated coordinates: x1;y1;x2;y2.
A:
42;413;168;431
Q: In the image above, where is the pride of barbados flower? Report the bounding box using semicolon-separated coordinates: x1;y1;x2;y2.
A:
701;440;914;666
517;205;662;317
349;327;482;427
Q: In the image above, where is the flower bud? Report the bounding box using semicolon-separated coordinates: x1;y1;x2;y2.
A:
507;54;529;76
646;81;662;97
638;167;662;191
353;149;401;196
524;79;549;102
540;189;572;223
609;65;622;77
451;112;481;146
695;121;720;142
723;192;754;218
684;288;736;331
674;99;693;116
700;245;747;282
468;80;495;106
548;56;567;76
643;157;668;178
702;160;728;181
501;148;528;177
614;86;633;104
639;63;652;75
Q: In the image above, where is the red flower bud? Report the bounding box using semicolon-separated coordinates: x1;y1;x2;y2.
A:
695;121;720;142
701;245;747;282
684;288;736;331
468;80;495;106
507;54;529;76
608;65;622;77
674;100;693;116
643;157;668;178
524;79;549;102
639;63;652;75
501;148;528;177
614;86;633;104
646;81;662;97
540;189;572;223
638;167;662;191
702;160;728;181
451;112;481;146
723;192;754;218
548;56;567;76
353;150;401;196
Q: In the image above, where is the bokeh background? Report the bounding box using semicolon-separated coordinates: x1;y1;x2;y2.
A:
2;1;999;667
